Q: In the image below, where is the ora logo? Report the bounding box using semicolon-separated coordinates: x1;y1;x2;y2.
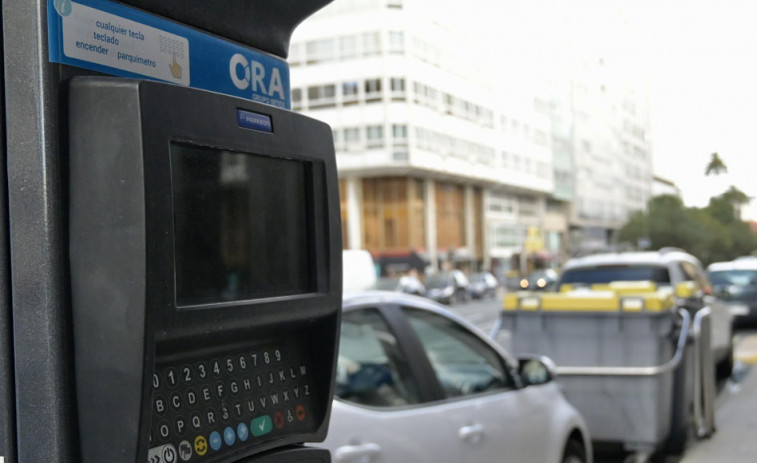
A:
229;53;285;101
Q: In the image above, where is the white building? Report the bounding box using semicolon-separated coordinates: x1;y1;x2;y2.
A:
559;55;652;253
290;0;555;275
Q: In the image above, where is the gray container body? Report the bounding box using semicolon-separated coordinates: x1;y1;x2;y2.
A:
504;311;678;449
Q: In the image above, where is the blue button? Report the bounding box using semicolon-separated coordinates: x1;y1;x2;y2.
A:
209;431;222;451
223;427;236;446
237;423;249;442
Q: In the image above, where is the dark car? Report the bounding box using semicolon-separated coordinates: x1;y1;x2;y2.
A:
519;269;559;291
468;272;499;299
374;275;426;296
708;259;757;327
425;270;469;304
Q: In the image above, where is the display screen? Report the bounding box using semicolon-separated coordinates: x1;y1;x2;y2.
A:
171;143;314;305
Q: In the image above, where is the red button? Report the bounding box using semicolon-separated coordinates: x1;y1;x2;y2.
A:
296;405;306;421
274;411;285;429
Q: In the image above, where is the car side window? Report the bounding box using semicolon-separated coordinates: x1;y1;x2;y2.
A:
336;308;421;407
680;261;709;291
402;307;514;398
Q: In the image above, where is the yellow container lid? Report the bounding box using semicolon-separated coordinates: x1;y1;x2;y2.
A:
503;289;674;313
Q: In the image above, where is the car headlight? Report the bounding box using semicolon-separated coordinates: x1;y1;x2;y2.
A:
520;279;529;289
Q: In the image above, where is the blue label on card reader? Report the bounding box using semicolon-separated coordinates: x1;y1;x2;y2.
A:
237;109;273;132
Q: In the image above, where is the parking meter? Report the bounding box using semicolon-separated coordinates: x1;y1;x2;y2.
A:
1;1;339;463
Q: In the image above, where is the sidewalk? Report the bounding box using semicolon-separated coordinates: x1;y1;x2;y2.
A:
681;335;757;462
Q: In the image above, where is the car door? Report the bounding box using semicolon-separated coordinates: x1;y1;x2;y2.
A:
680;261;733;361
401;307;553;463
325;306;462;463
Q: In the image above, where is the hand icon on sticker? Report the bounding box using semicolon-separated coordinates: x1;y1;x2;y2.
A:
169;54;182;79
54;0;72;17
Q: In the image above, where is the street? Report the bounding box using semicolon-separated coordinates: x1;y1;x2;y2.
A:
448;295;757;462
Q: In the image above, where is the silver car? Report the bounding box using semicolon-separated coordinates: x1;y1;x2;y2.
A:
324;292;592;463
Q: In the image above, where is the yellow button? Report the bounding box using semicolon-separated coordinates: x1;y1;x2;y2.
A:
194;435;208;456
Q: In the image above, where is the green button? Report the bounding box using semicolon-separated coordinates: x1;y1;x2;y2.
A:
250;416;272;437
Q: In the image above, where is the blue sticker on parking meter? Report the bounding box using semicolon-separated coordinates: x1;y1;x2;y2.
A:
47;0;290;109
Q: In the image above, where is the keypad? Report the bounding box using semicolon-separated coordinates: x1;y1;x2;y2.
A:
148;345;316;462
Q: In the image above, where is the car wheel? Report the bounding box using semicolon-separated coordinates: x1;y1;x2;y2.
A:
561;439;586;463
716;347;734;382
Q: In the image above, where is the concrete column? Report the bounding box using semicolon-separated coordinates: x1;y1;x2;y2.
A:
346;177;363;250
424;179;437;271
482;190;491;271
464;185;475;268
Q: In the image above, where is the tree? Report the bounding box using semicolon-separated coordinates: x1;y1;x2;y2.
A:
618;190;757;265
708;186;751;223
705;152;728;176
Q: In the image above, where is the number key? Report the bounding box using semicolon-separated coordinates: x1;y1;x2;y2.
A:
211;359;222;377
165;368;179;387
196;361;207;380
181;365;193;385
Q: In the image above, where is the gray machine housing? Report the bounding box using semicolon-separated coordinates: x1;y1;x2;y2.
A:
68;76;342;462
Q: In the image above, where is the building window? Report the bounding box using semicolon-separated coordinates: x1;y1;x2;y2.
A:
491;224;518;248
291;88;302;110
366;125;385;148
388;31;404;54
339;35;357;60
332;129;341;150
342;81;359;105
307;84;336;108
488;193;515;215
289;43;303;67
363;32;381;57
518;197;538;217
305;39;335;64
512;154;522;171
390;77;406;100
365;78;382;102
534;130;548;146
344;127;361;150
392;124;408;146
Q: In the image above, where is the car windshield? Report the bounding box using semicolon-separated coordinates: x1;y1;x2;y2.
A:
470;273;487;283
426;274;450;289
374;278;401;290
709;270;757;287
559;265;671;287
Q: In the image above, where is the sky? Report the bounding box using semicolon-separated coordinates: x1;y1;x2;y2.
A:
453;0;757;219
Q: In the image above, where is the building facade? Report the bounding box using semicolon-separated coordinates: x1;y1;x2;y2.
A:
290;0;554;276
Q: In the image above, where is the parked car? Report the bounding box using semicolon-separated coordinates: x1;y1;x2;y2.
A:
325;292;592;463
557;248;734;379
374;275;426;296
520;269;559;291
342;249;377;292
708;258;757;327
425;270;470;304
468;272;499;299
